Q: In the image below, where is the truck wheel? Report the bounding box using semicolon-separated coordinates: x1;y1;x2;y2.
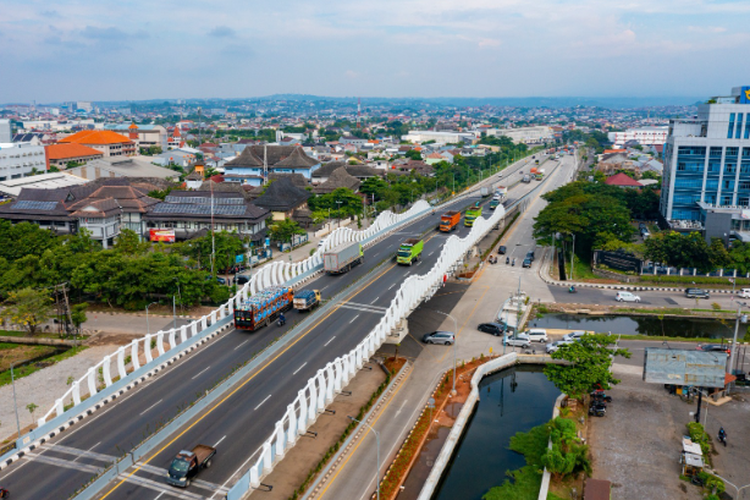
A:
205;459;212;468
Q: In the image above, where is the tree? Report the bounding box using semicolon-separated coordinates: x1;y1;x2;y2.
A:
1;287;53;336
113;229;150;255
709;237;731;269
269;219;305;244
544;334;630;399
541;417;591;479
71;302;89;336
644;231;713;271
404;149;422;161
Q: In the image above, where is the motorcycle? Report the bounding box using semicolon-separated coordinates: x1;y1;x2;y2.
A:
588;405;606;417
0;487;9;499
590;390;613;402
590;400;607;410
511;258;516;267
718;430;727;447
506;257;510;265
277;316;286;327
568;287;577;293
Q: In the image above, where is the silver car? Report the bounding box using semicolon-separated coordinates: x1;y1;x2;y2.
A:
422;331;455;345
545;339;573;354
503;333;531;348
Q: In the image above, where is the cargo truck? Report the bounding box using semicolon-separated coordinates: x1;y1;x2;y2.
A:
323;241;364;274
167;444;216;488
439;210;461;232
494;185;508;199
464;203;483;227
234;286;293;331
396;237;424;265
534;168;545;180
293;289;321;311
479;187;490;197
522;174;531;183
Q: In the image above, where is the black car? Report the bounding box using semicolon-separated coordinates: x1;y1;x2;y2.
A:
685;288;710;299
477;322;506;336
522;258;532;268
697;343;730;354
233;274;250;285
497;245;507;255
526;250;535;261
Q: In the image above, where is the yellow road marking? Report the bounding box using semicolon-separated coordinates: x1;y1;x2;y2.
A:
317;367;413;499
100;262;398;498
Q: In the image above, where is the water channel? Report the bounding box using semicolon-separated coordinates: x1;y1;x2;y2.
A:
530;313;739;339
431;365;559;500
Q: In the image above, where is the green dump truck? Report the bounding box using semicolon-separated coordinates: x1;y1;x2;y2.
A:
397;238;424;265
464;203;483;227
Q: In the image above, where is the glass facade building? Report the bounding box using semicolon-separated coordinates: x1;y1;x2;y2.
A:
660;86;750;240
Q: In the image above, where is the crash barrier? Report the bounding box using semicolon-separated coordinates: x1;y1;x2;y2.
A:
11;200;433;466
226;204;509;498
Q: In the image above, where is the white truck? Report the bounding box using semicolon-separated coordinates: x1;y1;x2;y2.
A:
323;242;364;274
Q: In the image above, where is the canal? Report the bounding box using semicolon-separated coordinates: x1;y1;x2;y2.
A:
431;365;559;500
530;313;739;338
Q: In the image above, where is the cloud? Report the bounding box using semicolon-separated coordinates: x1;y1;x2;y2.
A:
80;26;131;41
478;38;501;48
687;26;727;33
345;70;360;79
208;26;236;38
40;10;61;18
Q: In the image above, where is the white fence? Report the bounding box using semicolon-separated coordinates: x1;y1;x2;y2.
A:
227;204;509;498
35;201;432;429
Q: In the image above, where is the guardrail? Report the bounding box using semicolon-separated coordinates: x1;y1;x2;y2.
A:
226;202;511;498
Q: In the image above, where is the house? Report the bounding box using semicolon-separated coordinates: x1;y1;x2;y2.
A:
168;127;185;149
312;167;361;194
144;189;270;243
106;123;168;151
0;141;47;181
45;143;104;168
604;172;642;188
58;130;136;158
311;161;348;185
252;176;312;222
152;148;197;168
223;146;320;186
0;172;89;198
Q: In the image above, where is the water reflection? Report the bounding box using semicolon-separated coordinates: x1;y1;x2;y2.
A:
530;313;735;338
432;366;559;500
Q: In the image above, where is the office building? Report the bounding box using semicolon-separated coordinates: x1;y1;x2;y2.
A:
0;119;11;143
0;142;47;181
608;127;669;148
660;85;750;242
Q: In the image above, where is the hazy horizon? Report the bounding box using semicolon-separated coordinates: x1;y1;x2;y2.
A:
2;0;749;103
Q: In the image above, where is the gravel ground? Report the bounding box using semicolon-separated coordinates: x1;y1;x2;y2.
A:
0;345;120;444
588;363;703;500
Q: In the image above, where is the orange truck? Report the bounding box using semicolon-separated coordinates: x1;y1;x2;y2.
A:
439;210;461;232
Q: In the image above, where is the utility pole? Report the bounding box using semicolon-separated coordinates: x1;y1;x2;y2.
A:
728;304;746;394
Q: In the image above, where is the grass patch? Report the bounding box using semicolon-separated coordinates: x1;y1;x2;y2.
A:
617;334;716;343
562;256;598;281
0;346;89;387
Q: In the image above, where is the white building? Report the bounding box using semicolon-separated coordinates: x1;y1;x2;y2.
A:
0;142;46;182
608;127;669;148
402;130;477;145
484;126;555;144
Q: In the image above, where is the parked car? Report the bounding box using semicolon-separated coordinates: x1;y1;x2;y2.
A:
523;328;548;343
545;339;573;353
522;258;532;268
503;333;531;348
741;288;750;299
422;331;455;345
615;291;641;303
697;343;731;354
477;322;506;336
685;288;710;299
562;331;586;342
497;245;507;255
233;274;250;285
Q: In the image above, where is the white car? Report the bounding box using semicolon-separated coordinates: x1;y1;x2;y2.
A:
504;333;531;348
615;291;641;303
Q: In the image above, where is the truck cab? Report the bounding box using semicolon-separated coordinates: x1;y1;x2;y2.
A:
167;445;216;488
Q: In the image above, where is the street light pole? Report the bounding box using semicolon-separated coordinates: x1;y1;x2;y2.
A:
347;416;380;500
145;301;158;335
11;362;21;438
728;303;746;394
570;233;576;281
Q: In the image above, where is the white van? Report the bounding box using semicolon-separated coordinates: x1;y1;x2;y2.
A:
524;328;548;343
740;288;750;299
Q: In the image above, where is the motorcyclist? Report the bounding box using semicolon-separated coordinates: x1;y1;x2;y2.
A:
506;256;509;265
0;486;8;499
278;313;286;325
569;286;576;293
718;427;727;445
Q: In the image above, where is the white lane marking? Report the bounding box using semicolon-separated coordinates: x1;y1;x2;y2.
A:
213;435;226;448
191;365;212;380
388;283;397;290
72;441;101;463
324;336;336;347
428;251;434;256
349;314;360;324
139;399;163;416
293;362;308;375
233;339;250;351
154;492;165;500
370;296;379;304
395;399;408;417
254;394;272;411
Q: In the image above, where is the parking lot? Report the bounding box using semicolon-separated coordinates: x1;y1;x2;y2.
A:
589;361;750;500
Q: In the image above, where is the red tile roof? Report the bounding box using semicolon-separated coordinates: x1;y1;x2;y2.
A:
59;130;133;145
45;143;104;160
604;172;641;187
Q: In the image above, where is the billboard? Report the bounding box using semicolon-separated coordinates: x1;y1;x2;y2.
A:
643;348;727;388
149;229;176;243
741;86;750;104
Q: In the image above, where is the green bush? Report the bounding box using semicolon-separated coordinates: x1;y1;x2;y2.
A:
686;422;711;459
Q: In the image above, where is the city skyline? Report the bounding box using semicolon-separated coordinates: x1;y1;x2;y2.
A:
1;0;749;102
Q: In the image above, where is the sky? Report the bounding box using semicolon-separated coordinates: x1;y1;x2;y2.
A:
1;0;750;103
